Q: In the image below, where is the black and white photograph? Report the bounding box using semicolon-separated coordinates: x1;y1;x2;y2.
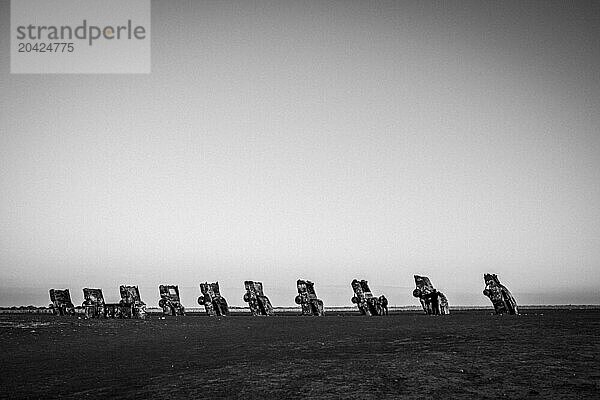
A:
1;0;599;398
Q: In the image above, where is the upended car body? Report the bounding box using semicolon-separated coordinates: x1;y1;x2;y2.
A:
295;279;324;316
49;289;76;316
159;285;185;316
483;274;518;315
243;281;274;316
412;275;450;315
82;288;107;318
351;279;388;316
198;282;229;316
119;285;147;319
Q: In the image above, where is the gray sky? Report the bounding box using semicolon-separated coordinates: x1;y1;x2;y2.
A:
1;0;599;307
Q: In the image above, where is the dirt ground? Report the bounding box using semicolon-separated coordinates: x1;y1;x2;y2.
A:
0;309;598;399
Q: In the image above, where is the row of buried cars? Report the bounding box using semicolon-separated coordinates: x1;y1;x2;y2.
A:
48;273;519;319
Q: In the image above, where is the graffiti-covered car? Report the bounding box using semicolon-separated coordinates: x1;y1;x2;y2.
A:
351;279;388;316
159;285;185;316
295;280;324;316
119;285;147;319
49;289;76;316
198;282;229;316
412;275;449;315
243;281;274;316
483;274;518;315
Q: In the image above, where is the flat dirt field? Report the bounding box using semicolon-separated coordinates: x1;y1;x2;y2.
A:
1;309;599;399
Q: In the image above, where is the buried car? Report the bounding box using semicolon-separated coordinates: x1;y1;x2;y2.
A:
159;285;185;316
82;288;108;318
243;281;274;316
483;273;519;315
295;279;325;316
119;285;147;319
49;289;76;316
198;282;229;316
351;279;388;316
412;275;449;315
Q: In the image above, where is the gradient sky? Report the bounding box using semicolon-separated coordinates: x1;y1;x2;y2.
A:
1;0;599;307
